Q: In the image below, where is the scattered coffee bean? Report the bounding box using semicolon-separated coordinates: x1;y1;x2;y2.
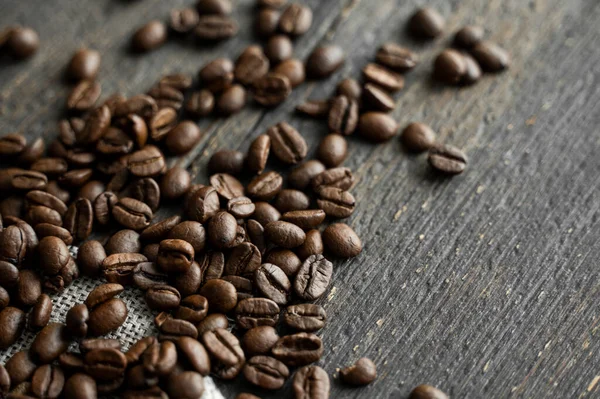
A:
312;166;354;191
255;8;281;37
235;297;280;330
0;307;26;349
293;254;332;300
246;135;270;174
306;45;345;79
247;171;283;201
201;328;245;379
357;112;399;143
105;229;142;255
146;285;181;311
409;384;449;399
274;189;310;213
323;223;362;258
67;48;101;81
454;25;484;49
265;34;293;64
253;73;292;107
132;21;167;52
434;49;467;84
278;3;312;36
113;197;152;230
207;211;238;249
243;355;289;389
316;186;355;219
170;8;200;34
65;304;89;338
401;122;437;152
5;26;39;59
5;350;37;387
284;303;326;332
167;221;206;253
160;167;191;200
428;144;467;174
281;209;325;230
199;279;238;313
293;365;330;399
210;173;244;200
31;323;70;363
209;149;245;175
272;58;306;87
328;95;358;136
265;220;306;248
461;52;482;84
31;364;65;399
186;89;215;117
195;15;238;41
217;84;247;115
336;78;362;101
197;313;229;336
255;263;291;305
242;326;280;356
376;42;419;72
267;122;307;164
157;238;194;273
196;0;233;15
225;242;261;277
340;357;377;385
317;133;348;167
28;294;52;331
363;63;404;92
362;83;396;112
64;373;97;399
409;7;445;38
235;46;270;86
471;41;510;72
289;160;326;190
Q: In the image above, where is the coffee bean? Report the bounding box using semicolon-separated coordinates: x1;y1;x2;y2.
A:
68;48;101;81
17;137;45;165
78;181;106;202
11;169;48;191
195;15;238;41
26;189;63;213
255;8;280;37
202;328;245;379
293;254;332;300
64;373;97;399
409;384;449;399
78;105;111;145
0;260;19;287
293;365;330;399
253;73;292;107
59;168;93;188
266;122;307;165
174;295;209;324
186;186;220;223
235;47;270;86
265;34;293;64
38;236;71;275
157;239;194;273
30;158;68;176
434;49;467;84
227;196;256;219
167;260;201;296
0;307;26;349
209;150;245;175
26;205;62;227
217;84;247;115
244;355;289;390
5;350;36;387
274;189;310;213
255;263;290;305
264;249;300;276
141;216;180;243
334;78;360;101
146;285;181;311
199;58;234;93
102;254;147;285
221;275;252;301
280;209;325;231
272;332;323;366
316;186;355;219
167;221;206;253
142;244;160;262
235;297;279;329
132;21;167;52
428;144;467;174
289;160;326;190
454;25;484;49
328;95;358;136
242;326;279;356
401;122;437;152
196;0;232;14
31;323;70;363
199;279;237;313
246;171;283;201
376;43;419;72
363;63;404;92
132;262;168;291
225;242;261;277
67;80;101;112
358;112;399;143
272;58;306;87
160;167;191;201
340;357;377;385
246;220;266;255
65;304;89;338
15;269;43;307
113;197;152;230
409;7;445;38
29;294;52;331
84;347;127;382
323;223;362;258
0;133;26;156
47;181;71;204
85;283;123;309
57;352;84;374
284;303;326;332
461;52;482;85
128;146;166;178
117;93;158;121
175;336;211;376
31;364;64;399
279;3;312;36
317;134;348;167
94;191;118;226
205;211;238;250
252;202;281;226
210;173;244;200
311;166;354;191
471;41;510;72
76;240;105;277
170;8;200;34
88;297;128;337
362;83;395;112
6;26;39;59
196;313;228;336
265;221;305;248
306;45;344;79
186;89;215;117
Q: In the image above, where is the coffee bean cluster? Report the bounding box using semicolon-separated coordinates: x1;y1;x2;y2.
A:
0;25;39;59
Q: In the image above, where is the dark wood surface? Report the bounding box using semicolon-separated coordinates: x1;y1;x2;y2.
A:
2;0;600;398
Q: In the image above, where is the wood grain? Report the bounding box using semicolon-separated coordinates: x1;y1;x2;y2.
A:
1;0;599;397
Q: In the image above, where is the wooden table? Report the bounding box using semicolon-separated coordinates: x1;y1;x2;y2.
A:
2;0;599;397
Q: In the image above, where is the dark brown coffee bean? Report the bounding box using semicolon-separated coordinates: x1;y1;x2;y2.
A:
209;150;245;175
59;169;93;188
58;117;84;146
78;181;106;202
67;80;101;112
376;43;419;72
316;186;355;219
227;196;255;219
217;84;247;115
160;167;191;201
235;47;270;86
199;279;238;313
334;79;360;101
255;263;290;305
5;26;39;59
195;15;238;41
454;25;484;49
328;95;358;136
273;189;310;213
202;328;244;379
210;173;244;200
358;112;398;143
15;269;43;308
272;332;323;366
409;384;449;399
26;189;63;213
120;114;148;149
293;365;330;399
0;133;26;156
253;73;291;107
166;221;205;254
174;295;209;324
28;294;52;331
76;240;105;277
146;285;181;311
30;158;68;176
323;223;362;258
186;186;220;223
255;8;280;37
252;202;280;227
242;326;279;356
67;48;101;81
409;7;445;38
196;0;232;14
306;45;344;79
235;297;279;329
113;197;152;230
363;63;404;92
57;352;85;374
166;371;204;398
225;242;261;277
265;221;305;248
128;146;166;178
84;347;127;383
142;243;160;262
92;191;117;226
222;275;253;301
31;364;64;399
311;167;354;191
11;169;48;191
147;107;177;142
0;260;19;287
196;313;228;336
244;356;289;390
132;262;168;290
86;283;124;309
246;171;283;201
317;134;348;167
175;335;211;376
5;350;36;387
46;181;70;204
186;90;215;117
149;81;183;109
293;254;332;300
278;3;312;36
288;161;325;191
81;339;121;353
170;8;200;34
461;52;482;85
246;220;266;255
17;137;45;165
199;58;234;93
0;307;26;349
264;249;300;276
284;304;326;332
157;239;194;273
25;205;62;227
272;58;305;87
266;122;307;164
339;357;377;386
65;304;89;338
102;254;147;285
141;215;181;243
64;373;97;399
428;144;467;174
433;49;467;84
132;21;167;52
88;298;127;337
265;35;293;64
206;211;238;249
401;122;437;152
171;261;201;299
31;323;70;363
114;94;158;120
78;105;111;145
363;83;395;112
471;41;510;72
131;177;161;212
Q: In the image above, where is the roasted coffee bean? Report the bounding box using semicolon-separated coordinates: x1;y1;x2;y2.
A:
336;78;362;101
272;58;305;87
0;133;26;156
272;332;323;366
157;239;194;273
363;83;395;112
265;34;293;64
274;189;310;213
317;134;348;167
428;144;467;174
244;137;270;176
31;364;64;399
128;146;166;178
210;173;244;200
253;73;291;107
171;261;201;297
63;197;93;242
409;384;449;399
174;295;209;324
5;350;36;387
266;122;307;164
196;313;228;336
265;249;301;276
31;323;70;363
166;221;205;254
311;166;354;191
199;58;234;93
461;53;482;85
316;186;355;219
471;41;510;72
195;15;238;41
132;20;167;52
78;105;111;146
160;167;191;201
293;365;330;399
80;338;121;354
242;326;279;356
58;168;93;188
15;269;43;308
401;122;437;152
306;45;344;79
84;348;127;382
255;8;280;37
146;285;181;311
17;220;38;255
102;254;147;285
166;121;202;156
58;117;84;147
5;26;39;58
202;328;244;379
363;63;404;92
133;262;168;290
293;254;332;300
94;191;118;226
358;112;398;143
30;158;68;176
166;371;204;398
26;205;62;227
113;198;152;230
284;304;326;332
11;169;48;191
279;3;312;36
130;178;161;212
454;25;484;49
64;373;97;399
147;107;177;142
185;89;215;117
235;47;270;86
208;150;244;175
0;307;26;349
65;304;89;338
114;94;158;120
207;211;238;249
196;0;232;14
17;137;45;165
323;223;362;258
67;80;101;112
409;7;445;38
376;43;419;72
265;220;306;248
86;283;124;309
227;196;255;219
78;181;106;202
175;336;211;376
148;84;184;111
68;48;101;81
142;243;160;262
253;202;281;226
217;84;247;115
433;49;467;84
38;236;71;275
225;242;261;277
170;7;200;34
88;298;128;336
328;95;358;136
119;114;148;150
222;275;253;301
246;220;266;254
340;357;377;385
125;336;156;365
0;260;19;287
199;279;237;313
246;171;283;201
255;263;290;305
186;186;220;223
58;352;85;374
46;181;70;204
77;240;106;277
29;294;52;331
141;216;181;243
244;356;289;390
289;160;326;190
235;297;279;329
26;189;64;213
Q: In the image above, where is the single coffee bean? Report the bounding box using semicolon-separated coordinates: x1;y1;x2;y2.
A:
434;49;467;84
102;254;147;285
86;283;124;309
246;220;266;254
222;275;253;301
199;279;238;313
148;107;178;141
246;171;283;201
160;167;191;200
282;209;326;230
363;63;404;92
195;15;238;41
31;323;70;363
174;295;209;324
175;336;211;376
85;348;127;382
94;191;118;226
272;58;306;87
253;73;291;107
255;8;280;37
428;144;467;174
77;240;106;277
363;83;395;112
5;350;36;387
58;352;85;374
146;285;181;311
128;146;166;178
30;158;68;176
26;205;62;227
15;269;43;308
235;297;279;329
140;216;181;243
409;384;449;399
170;7;200;33
78;105;111;145
130;178;161;212
401;122;437;152
29;294;52;330
278;3;312;36
186;89;215;117
284;304;326;332
67;80;101;112
38;236;71;275
65;304;89;338
210;173;244;200
132;21;167;52
454;25;484;49
235;47;270;86
265;221;306;248
125;336;156;365
471;41;510;72
358;112;398;143
336;78;362;101
311;166;354;191
306;45;345;79
293;365;330;399
265;34;293;64
186;186;220;223
167;221;205;253
317;133;348;167
0;307;26;349
142;243;160;262
202;328;245;379
217;84;247;115
0;260;19;287
11;169;48;191
88;298;128;337
409;7;445;38
199;58;234;93
328;95;358;136
209;149;245;175
293;254;332;300
274;189;310;213
31;364;64;399
151;81;184;108
207;211;238;249
289;160;326;190
63;198;93;242
266;122;307;164
340;357;377;385
121;114;150;149
67;48;101;81
157;239;194;273
133;262;168;290
196;313;228;336
272;332;323;366
316;186;355;219
81;338;121;353
255;263;290;305
58;168;93;188
323;223;362;258
243;355;289;390
196;0;232;14
246;136;270;175
25;189;65;212
17;137;45;165
5;26;39;59
227;196;256;219
225;242;261;277
461;52;482;85
252;202;281;226
63;373;97;399
78;180;106;202
165;371;204;398
0;133;26;156
112;197;152;230
170;262;201;300
376;43;419;72
57;117;84;146
242;326;279;356
264;249;301;276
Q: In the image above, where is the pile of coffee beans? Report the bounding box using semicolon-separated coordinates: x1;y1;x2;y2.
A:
0;25;39;59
